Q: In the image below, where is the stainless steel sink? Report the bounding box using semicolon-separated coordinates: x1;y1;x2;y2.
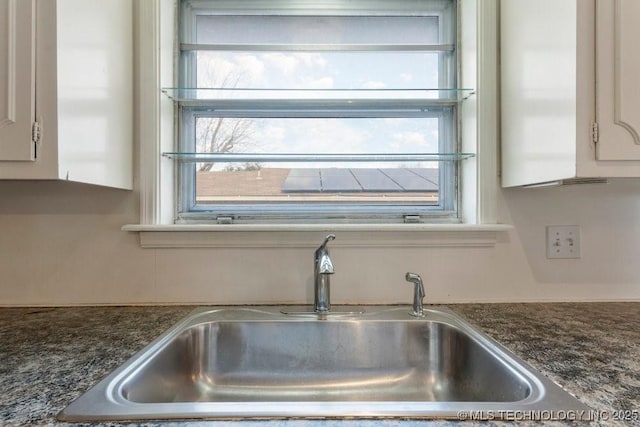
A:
59;306;590;421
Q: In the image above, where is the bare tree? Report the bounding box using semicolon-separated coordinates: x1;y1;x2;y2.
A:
195;66;257;171
197;117;256;171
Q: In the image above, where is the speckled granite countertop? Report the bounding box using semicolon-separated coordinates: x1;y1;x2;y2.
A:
1;303;639;427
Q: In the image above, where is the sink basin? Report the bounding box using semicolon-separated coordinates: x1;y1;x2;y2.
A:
59;306;590;421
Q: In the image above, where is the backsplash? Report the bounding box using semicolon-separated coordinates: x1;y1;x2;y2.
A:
1;179;640;306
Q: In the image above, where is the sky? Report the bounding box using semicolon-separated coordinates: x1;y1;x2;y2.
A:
192;15;448;170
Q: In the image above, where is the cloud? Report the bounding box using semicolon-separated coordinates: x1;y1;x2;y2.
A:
259;118;370;156
383;118;409;126
292;53;327;69
262;52;300;76
303;77;334;89
197;53;235;86
234;54;265;84
361;81;387;89
262;124;286;143
400;72;414;82
391;131;429;151
196;52;266;87
198;52;334;89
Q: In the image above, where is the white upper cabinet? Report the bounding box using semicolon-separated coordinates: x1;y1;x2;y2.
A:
595;0;640;161
0;0;36;161
0;0;133;189
501;0;640;187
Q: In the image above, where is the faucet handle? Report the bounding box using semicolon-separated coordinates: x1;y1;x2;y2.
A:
405;272;425;317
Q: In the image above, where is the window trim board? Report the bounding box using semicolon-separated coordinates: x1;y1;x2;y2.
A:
132;0;505;246
176;1;460;222
122;223;512;248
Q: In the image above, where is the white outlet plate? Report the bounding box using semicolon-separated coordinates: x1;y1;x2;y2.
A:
546;225;581;259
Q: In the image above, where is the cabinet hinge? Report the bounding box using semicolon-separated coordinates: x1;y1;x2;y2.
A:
591;122;599;144
32;121;41;159
404;215;422;224
216;216;234;225
32;121;41;144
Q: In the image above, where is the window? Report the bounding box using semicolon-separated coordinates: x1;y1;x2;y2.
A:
170;0;471;224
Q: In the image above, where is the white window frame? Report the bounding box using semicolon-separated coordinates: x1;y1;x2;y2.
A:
177;0;459;224
126;0;509;247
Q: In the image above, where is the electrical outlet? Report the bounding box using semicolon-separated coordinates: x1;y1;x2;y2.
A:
546;225;581;259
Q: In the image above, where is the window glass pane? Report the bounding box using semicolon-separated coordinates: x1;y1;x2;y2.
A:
195;164;439;205
195;117;441;156
177;0;459;221
193;117;442;205
195;15;440;46
196;51;442;90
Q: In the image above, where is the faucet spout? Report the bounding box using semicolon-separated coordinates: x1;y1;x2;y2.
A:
317;234;335;252
314;234;336;313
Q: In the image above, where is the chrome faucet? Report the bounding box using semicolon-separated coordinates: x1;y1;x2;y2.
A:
405;272;425;317
314;234;335;312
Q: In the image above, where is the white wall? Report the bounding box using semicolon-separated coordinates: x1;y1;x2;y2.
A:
1;178;640;306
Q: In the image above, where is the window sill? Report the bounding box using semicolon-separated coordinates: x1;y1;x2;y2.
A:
121;223;512;248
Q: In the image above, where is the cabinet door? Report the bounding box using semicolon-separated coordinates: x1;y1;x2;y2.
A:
595;0;640;160
0;0;36;161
